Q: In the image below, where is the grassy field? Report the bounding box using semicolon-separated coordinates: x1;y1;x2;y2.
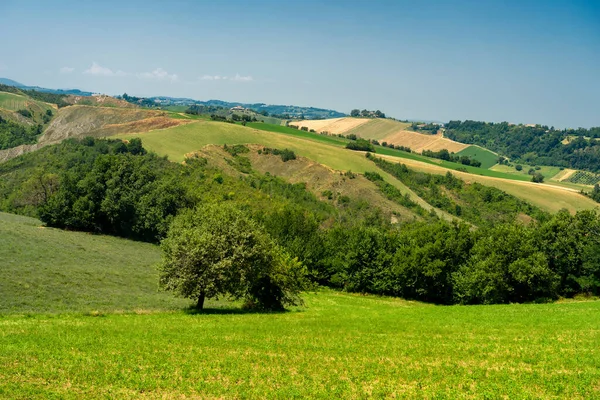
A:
0;212;191;313
1;290;599;398
491;163;562;180
0;91;55;124
456;145;499;169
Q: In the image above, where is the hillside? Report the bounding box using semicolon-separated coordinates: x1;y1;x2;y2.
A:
118;120;598;213
0;104;190;162
292;117;470;153
0;212;192;313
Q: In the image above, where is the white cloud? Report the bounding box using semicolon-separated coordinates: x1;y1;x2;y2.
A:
138;68;178;82
83;62;126;77
200;73;253;82
231;73;253;82
59;67;75;74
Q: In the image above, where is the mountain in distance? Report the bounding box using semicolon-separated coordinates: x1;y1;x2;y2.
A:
0;77;95;96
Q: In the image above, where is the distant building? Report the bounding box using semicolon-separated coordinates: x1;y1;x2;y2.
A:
230;106;246;111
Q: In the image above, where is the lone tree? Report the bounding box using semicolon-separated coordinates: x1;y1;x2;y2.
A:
158;203;307;311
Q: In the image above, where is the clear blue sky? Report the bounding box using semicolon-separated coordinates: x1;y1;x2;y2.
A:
1;0;598;128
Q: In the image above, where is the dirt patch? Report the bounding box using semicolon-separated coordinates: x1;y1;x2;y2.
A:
553;169;576;182
289;118;370;134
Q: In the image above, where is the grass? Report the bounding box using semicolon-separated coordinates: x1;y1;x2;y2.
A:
1;290;599;398
0;212;193;313
491;163;562;180
456;145;499;169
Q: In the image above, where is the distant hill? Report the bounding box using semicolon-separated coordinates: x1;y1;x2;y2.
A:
0;77;94;96
139;96;347;119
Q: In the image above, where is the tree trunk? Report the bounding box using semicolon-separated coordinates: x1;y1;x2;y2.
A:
197;292;206;311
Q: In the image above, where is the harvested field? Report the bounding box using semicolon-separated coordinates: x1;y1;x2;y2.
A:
382;130;468;153
345;118;411;141
289;117;370;134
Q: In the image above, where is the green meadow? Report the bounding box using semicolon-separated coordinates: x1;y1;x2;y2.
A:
456;145;499;169
1;290;599;398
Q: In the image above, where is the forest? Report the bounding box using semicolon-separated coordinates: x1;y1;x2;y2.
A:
445;120;600;172
1;137;599;307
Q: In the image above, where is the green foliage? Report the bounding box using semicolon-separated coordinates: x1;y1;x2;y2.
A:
260;147;297;162
345;139;375;152
445;120;600;173
531;172;545;183
158;204;307;310
16;109;32;118
454;224;558;304
0;117;43;149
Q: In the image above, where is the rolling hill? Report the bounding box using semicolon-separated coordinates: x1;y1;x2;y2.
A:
118;120;598;213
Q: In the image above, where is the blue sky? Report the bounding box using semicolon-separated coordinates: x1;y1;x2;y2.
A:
0;0;598;128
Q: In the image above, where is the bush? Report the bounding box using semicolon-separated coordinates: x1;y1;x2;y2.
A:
515;165;523;171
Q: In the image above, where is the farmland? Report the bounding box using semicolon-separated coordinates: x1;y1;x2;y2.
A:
289;117;370;134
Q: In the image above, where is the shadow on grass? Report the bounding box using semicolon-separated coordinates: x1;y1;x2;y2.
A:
183;306;289;315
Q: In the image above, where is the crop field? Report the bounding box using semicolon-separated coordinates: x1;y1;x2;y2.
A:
455;145;498;169
382;129;468;153
565;170;600;186
289;117;370;134
345;118;411;141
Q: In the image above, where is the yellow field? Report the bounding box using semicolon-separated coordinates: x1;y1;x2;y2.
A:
289;117;370;134
382;130;468;153
344;118;411;140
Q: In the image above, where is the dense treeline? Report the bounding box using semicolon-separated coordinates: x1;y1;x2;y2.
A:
0;116;43;150
367;153;548;227
1;138;599;305
445;120;600;172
